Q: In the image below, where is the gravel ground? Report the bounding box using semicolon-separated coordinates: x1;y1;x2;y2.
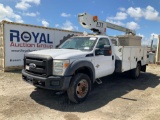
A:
0;64;160;120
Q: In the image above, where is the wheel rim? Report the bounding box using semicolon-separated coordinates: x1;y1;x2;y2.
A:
76;79;89;98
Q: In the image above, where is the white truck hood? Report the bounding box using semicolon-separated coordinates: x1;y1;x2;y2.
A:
28;49;92;59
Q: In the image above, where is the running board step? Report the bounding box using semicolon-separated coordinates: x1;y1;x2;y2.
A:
96;78;102;84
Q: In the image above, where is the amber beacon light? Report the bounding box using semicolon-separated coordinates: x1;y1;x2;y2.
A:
93;16;98;22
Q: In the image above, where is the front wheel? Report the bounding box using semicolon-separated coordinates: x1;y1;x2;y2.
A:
131;63;141;79
67;73;91;103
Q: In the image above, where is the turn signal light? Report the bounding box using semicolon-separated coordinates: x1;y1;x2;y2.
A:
64;63;69;68
109;50;112;55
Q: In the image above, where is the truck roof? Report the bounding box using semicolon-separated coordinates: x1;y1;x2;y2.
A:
75;34;109;38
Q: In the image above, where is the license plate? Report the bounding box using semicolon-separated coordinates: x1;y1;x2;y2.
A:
26;65;29;70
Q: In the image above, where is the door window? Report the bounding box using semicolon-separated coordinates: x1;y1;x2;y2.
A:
96;38;110;49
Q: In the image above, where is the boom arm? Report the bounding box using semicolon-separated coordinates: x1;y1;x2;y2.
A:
78;12;136;35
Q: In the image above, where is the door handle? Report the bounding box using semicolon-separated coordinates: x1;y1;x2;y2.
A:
112;55;114;60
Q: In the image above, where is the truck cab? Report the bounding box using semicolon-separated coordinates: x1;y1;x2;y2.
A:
22;35;116;103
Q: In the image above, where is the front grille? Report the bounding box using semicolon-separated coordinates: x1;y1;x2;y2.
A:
24;54;53;77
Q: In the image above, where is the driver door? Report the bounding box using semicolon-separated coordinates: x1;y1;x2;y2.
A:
94;38;115;78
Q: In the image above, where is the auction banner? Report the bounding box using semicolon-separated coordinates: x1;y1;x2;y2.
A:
4;23;79;67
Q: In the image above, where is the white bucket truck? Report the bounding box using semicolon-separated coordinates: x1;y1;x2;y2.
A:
22;13;148;103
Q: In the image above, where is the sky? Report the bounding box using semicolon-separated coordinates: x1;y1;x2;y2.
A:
0;0;160;46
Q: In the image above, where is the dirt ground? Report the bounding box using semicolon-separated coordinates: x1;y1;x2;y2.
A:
0;64;160;120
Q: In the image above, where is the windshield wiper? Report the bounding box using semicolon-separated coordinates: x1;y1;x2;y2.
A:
65;48;75;49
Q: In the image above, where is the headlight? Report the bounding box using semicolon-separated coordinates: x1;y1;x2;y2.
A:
53;60;70;76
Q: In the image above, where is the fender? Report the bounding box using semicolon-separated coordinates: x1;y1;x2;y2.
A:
65;60;95;83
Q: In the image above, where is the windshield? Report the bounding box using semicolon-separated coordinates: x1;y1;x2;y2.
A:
58;37;97;51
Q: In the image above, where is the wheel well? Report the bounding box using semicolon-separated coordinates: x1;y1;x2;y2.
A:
75;67;93;83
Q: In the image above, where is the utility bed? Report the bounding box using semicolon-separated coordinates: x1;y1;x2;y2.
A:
114;46;148;72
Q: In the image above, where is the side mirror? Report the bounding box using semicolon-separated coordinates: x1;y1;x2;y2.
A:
55;45;59;48
103;45;112;56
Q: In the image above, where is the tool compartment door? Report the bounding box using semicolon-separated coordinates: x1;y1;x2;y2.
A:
122;47;131;72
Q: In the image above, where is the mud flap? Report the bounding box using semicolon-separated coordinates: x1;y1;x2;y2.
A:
141;65;146;72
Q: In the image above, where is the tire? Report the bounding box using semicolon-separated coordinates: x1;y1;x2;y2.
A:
67;73;91;103
131;63;141;79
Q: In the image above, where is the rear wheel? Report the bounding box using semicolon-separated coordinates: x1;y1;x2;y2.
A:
131;63;141;79
67;73;91;103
